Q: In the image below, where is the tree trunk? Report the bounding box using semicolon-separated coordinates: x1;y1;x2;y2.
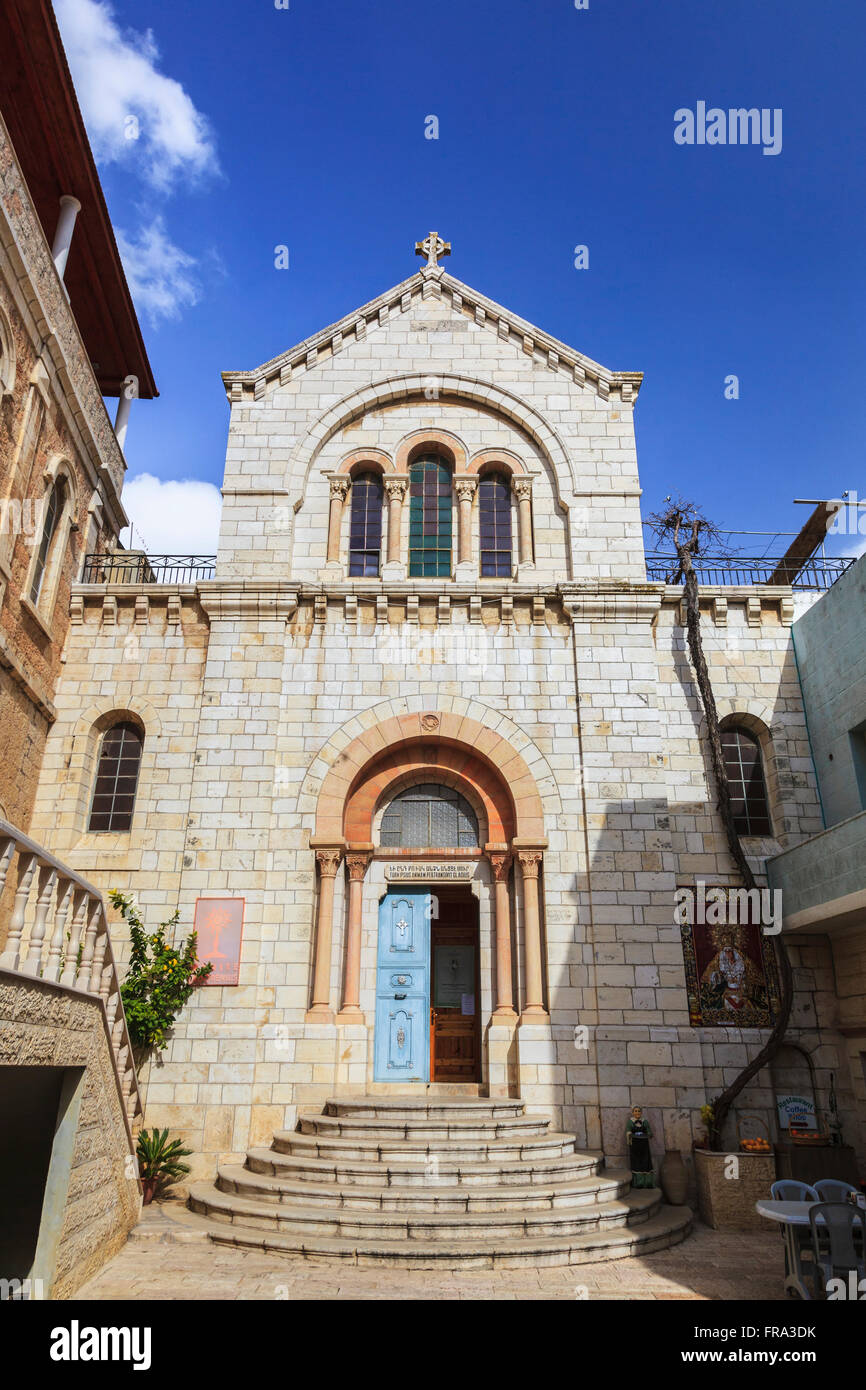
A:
675;541;793;1149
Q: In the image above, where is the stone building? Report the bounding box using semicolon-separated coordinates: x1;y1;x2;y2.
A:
0;0;153;1297
22;228;862;1257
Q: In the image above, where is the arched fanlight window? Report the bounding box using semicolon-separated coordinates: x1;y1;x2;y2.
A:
380;783;479;848
30;476;66;605
88;721;144;832
409;456;452;577
348;472;383;576
721;727;771;835
479;472;513;577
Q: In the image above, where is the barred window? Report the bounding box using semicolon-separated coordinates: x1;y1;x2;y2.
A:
479;473;512;577
409;457;452;577
721;727;771;836
348;472;383;577
88;722;143;832
380;783;479;848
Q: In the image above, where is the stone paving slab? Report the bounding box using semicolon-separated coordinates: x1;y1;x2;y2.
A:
74;1208;786;1300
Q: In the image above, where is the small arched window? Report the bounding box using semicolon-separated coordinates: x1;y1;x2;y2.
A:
348;472;383;576
88;721;143;832
409;456;452;577
30;477;66;605
380;783;479;848
479;473;513;576
721;727;771;835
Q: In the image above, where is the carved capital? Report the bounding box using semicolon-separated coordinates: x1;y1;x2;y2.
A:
384;479;407;501
512;479;533;502
316;848;343;878
329;478;350;502
345;852;371;881
487;852;512;882
517;850;543;879
455;479;477;503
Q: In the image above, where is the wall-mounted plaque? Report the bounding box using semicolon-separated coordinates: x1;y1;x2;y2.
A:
194;897;244;986
385;863;474;882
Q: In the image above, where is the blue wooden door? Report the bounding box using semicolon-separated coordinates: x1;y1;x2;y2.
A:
374;889;431;1083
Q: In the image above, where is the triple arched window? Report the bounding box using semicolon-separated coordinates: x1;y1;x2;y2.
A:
88;721;144;832
721;727;772;836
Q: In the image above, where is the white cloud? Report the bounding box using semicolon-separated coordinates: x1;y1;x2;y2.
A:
120;474;222;555
55;0;219;191
115;216;201;324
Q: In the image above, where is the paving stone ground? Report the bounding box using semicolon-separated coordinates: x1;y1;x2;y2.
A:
74;1206;787;1301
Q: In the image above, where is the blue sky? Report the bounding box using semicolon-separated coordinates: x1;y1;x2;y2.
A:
56;0;866;557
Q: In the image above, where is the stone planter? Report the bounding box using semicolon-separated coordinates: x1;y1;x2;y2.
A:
694;1149;776;1231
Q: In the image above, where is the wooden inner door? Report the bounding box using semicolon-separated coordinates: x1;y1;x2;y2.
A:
430;891;481;1082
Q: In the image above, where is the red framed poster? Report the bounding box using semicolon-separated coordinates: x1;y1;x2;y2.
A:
194;897;245;986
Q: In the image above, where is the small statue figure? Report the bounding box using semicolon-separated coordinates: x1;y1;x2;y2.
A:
626;1105;655;1188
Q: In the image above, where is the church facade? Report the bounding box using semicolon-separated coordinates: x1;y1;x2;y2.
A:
27;236;863;1182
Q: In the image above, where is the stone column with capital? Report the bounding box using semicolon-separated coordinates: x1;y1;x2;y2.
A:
337;850;372;1022
513;479;534;570
383;477;407;577
487;851;516;1018
306;847;343;1022
325;477;350;566
455;476;477;579
517;849;548;1021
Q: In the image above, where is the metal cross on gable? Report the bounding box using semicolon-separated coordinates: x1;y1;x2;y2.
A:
415;231;451;267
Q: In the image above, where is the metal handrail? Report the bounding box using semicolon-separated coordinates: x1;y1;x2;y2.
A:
81;553;216;584
645;553;854;591
0;819;143;1130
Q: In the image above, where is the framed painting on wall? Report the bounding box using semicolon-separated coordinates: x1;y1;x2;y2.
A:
677;885;781;1028
194;897;245;986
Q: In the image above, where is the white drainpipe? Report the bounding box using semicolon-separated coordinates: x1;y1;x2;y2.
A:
51;195;82;281
114;375;139;452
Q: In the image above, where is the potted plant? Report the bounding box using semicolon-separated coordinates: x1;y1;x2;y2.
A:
136;1127;193;1205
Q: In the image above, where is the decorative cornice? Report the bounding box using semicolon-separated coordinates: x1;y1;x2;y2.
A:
559;584;664;623
196;582;298;622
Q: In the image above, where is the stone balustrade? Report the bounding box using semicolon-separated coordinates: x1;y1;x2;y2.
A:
0;817;143;1128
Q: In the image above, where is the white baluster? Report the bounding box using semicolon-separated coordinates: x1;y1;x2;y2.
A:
20;865;57;976
60;891;88;987
77;900;102;992
0;852;37;970
88;915;108;993
0;837;15;897
45;879;74;982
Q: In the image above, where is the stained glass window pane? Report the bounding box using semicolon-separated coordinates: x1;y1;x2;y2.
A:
348;473;383;577
479;473;512;577
408;458;452;577
379;783;479;848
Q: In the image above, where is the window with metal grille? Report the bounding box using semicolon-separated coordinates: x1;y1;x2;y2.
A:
348;472;383;576
721;727;771;835
379;783;479;848
30;477;65;604
408;457;452;577
479;473;512;576
88;722;143;832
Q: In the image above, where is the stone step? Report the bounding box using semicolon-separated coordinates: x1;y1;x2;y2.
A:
299;1112;551;1142
323;1095;527;1121
274;1129;576;1165
188;1182;660;1243
200;1204;693;1269
246;1145;604;1189
216;1162;632;1212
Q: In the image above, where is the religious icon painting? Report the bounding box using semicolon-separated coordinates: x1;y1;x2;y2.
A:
194;897;245;986
677;885;781;1028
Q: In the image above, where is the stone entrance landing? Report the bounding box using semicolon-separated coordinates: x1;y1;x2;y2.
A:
188;1096;691;1268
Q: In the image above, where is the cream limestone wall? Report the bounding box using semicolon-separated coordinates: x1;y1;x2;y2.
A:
27;261;863;1181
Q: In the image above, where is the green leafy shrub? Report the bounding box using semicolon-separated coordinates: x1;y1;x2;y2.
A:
136;1127;192;1191
111;890;212;1051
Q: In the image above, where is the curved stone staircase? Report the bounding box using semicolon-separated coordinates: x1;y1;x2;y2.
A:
188;1096;691;1268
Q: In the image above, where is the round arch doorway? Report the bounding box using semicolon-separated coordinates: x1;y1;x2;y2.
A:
374;782;483;1085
